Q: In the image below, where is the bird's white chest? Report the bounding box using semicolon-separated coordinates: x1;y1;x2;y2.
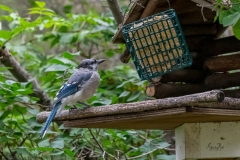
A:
62;71;100;105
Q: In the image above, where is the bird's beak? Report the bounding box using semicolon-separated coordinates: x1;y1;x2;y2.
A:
97;59;105;64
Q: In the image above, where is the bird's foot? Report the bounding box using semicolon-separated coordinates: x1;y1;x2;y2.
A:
78;102;91;108
82;105;91;110
46;107;52;111
69;105;77;111
78;102;91;110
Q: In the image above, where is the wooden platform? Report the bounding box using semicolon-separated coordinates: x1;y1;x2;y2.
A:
63;107;240;130
36;91;240;130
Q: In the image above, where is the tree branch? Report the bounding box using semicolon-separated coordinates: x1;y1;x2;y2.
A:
106;0;123;25
0;47;51;106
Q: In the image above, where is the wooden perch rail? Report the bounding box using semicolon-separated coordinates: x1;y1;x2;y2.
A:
192;97;240;109
0;47;51;106
37;90;224;123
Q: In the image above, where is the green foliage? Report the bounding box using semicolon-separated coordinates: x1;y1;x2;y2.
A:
214;0;240;39
0;1;173;159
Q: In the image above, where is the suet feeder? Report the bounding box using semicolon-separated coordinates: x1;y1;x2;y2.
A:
122;9;192;80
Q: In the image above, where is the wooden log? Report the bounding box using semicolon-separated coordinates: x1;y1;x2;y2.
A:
186;35;214;51
224;89;240;98
204;54;240;72
182;24;217;36
160;69;208;83
146;82;240;99
203;36;240;56
205;72;240;89
120;47;132;63
140;0;160;19
189;52;206;69
146;83;208;98
37;90;224;123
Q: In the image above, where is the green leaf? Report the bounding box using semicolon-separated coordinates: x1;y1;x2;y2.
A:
27;108;39;115
49;57;76;66
59;33;75;44
156;155;176;160
64;148;74;157
222;12;240;26
102;139;112;147
42;11;55;16
63;51;80;60
0;109;11;120
219;10;228;24
38;139;50;147
127;91;141;102
0;137;8;142
16;147;30;155
63;5;72;14
0;5;13;12
51;138;64;149
119;91;130;98
117;81;129;88
106;50;114;57
28;10;41;15
37;147;54;152
45;64;69;72
159;142;171;148
50;151;64;155
233;20;240;40
0;30;13;41
35;1;46;8
28;117;42;127
16;88;33;95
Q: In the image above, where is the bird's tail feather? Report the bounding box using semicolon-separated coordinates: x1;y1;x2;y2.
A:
40;102;62;138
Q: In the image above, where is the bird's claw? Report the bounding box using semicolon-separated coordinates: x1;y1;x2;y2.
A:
46;107;52;111
77;102;91;109
82;105;91;110
69;105;77;111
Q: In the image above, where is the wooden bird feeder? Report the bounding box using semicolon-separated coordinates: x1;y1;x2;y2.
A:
37;0;240;159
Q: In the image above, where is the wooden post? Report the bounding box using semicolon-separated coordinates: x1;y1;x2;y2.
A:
175;122;240;159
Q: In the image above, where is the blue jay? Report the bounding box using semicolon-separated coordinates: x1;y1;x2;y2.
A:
40;58;105;138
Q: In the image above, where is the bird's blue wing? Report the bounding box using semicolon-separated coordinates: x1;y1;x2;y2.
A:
52;71;93;105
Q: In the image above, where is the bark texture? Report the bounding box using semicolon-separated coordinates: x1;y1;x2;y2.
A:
37;90;224;123
204;53;240;72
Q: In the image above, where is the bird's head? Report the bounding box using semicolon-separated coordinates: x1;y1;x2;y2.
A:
78;58;105;71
